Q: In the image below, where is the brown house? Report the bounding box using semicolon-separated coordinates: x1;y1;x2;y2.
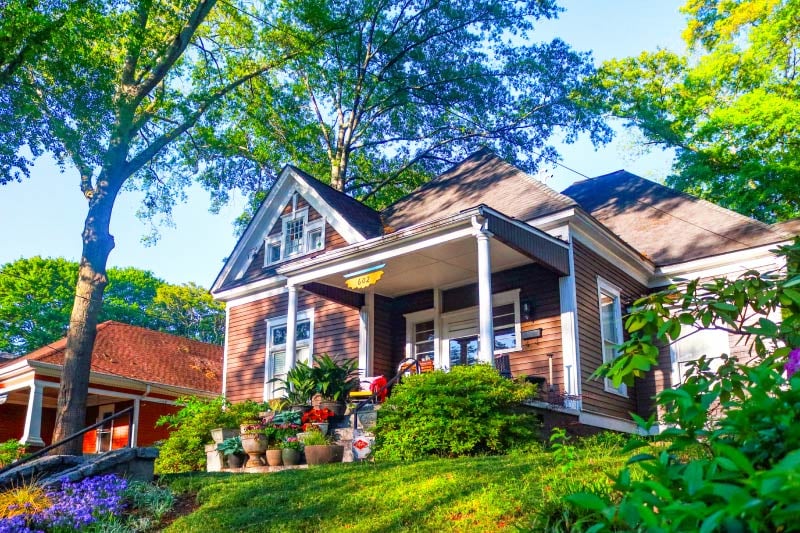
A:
0;321;222;451
211;149;794;433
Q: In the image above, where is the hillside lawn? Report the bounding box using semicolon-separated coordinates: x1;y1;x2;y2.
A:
160;442;626;532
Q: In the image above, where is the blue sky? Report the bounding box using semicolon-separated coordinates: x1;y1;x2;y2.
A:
0;1;685;288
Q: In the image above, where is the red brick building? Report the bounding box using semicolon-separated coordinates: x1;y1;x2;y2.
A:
0;321;222;452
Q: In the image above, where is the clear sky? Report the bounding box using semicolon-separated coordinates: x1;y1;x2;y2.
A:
0;1;686;288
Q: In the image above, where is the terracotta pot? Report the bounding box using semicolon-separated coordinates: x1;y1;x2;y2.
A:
282;448;302;466
266;448;283;466
318;400;346;417
304;444;344;465
240;433;266;467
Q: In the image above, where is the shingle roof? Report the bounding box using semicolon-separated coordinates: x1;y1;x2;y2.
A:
4;321;222;393
382;148;576;230
562;170;793;265
290;166;384;239
773;218;800;236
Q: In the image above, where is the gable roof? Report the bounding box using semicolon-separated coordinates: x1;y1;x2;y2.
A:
3;321;222;393
562;170;792;265
773;218;800;236
289;166;383;239
382;148;576;230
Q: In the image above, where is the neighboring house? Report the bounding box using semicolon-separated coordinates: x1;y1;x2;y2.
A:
0;321;222;451
211;149;794;433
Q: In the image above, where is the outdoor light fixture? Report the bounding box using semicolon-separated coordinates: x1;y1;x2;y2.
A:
0;394;7;405
521;300;533;321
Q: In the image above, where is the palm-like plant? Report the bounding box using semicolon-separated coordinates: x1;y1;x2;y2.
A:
310;354;360;401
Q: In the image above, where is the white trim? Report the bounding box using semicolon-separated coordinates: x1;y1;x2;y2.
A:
474;219;495;365
131;398;141;447
222;303;230;398
559;228;581;400
292;171;365;242
20;381;44;447
263;207;328;267
36;380;179;405
0;375;36;394
597;277;627;397
525;207;576;232
478;205;570;249
359;306;369;374
579;411;640;434
263;307;314;401
224;285;288;308
286;226;475;285
404;309;436;362
366;290;375;375
650;241;790;287
433;289;442;365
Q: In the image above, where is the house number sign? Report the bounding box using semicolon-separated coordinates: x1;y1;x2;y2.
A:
344;263;385;290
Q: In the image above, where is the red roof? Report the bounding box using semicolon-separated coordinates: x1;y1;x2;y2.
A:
5;321;222;393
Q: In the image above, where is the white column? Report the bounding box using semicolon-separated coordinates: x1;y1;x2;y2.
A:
476;227;495;366
20;382;45;447
559;230;581;404
130;398;141;447
286;284;298;369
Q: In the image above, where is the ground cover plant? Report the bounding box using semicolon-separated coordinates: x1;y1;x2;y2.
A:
0;473;175;532
161;434;629;532
373;364;539;460
567;240;800;531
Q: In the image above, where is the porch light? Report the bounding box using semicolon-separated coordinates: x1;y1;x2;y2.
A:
521;300;533;321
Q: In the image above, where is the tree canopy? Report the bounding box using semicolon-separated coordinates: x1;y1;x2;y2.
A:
0;257;224;355
585;0;800;223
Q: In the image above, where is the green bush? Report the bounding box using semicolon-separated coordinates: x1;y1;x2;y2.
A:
0;439;26;468
154;396;268;474
373;364;538;460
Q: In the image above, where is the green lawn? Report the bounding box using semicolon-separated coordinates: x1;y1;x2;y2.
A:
160;445;625;532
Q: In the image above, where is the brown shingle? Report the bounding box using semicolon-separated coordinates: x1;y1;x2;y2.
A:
562;171;792;265
4;321;222;393
382;148;576;230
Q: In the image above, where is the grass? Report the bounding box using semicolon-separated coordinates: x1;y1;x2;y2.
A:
160;440;628;532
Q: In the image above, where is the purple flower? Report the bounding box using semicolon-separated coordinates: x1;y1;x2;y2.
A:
786;348;800;378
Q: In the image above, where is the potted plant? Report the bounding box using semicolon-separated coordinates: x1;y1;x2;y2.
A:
239;421;267;467
272;362;316;411
281;436;304;466
302;430;344;465
217;436;246;469
310;354;360;416
301;407;335;435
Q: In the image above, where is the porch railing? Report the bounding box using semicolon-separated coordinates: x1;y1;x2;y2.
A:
0;406;134;477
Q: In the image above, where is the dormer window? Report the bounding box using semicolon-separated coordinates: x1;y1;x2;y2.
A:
265;207;326;266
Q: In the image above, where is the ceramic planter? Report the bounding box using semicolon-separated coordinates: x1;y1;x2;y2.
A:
266;448;283;467
318;400;346;417
282;448;302;466
211;428;239;444
312;422;329;435
240;433;267;467
226;453;245;469
304;444;344;465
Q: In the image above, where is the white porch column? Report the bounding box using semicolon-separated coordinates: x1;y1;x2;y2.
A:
130;398;141;447
20;382;45;447
475;223;495;366
286;284;298;369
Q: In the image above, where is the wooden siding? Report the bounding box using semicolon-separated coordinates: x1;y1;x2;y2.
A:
226;289;361;403
138;402;180;446
373;295;394;378
573;240;648;419
0;404;26;443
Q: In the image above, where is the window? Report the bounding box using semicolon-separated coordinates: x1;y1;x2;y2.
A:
670;326;729;385
264;309;314;400
264;207;326;266
413;320;435;361
598;278;626;396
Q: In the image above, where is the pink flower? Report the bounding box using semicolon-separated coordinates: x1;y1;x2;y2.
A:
786;348;800;378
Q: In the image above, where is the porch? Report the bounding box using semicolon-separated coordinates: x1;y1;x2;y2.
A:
270;206;582;406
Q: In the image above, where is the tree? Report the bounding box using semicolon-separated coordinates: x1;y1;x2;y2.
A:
198;0;610;212
1;0;314;453
585;0;800;223
0;257;224;354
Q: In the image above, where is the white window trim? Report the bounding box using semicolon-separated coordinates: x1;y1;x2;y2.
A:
404;309;437;362
669;325;730;386
264;207;326;267
597;277;627;397
263;308;315;400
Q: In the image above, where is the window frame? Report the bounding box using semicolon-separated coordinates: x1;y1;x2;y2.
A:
263;308;315;400
669;325;729;386
263;207;326;267
597;277;627;397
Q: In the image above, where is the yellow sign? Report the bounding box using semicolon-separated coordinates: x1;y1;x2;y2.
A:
345;270;384;290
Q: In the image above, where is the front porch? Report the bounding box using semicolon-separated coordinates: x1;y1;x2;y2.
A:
269;206;581;407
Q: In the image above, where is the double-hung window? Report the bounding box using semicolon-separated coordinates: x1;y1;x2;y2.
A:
670;325;729;385
264;309;314;400
598;278;626;396
264;207;325;266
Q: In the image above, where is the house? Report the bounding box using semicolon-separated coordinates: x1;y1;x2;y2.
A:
211;149;794;433
0;321;223;451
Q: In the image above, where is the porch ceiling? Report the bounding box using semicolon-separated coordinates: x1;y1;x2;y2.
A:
313;236;532;297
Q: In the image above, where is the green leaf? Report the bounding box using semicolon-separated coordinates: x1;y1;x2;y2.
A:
564;492;608;512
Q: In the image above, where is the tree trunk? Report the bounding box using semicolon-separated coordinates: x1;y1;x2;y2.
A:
50;182;118;455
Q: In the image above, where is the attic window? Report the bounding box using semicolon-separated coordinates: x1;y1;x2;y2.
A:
264;207;326;266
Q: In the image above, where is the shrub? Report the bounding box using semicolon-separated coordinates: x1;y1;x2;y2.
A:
373;364;538;460
0;440;26;469
154;396;267;474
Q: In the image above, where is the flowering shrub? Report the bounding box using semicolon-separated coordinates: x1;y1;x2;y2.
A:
301;408;334;424
0;440;26;469
566;240;800;531
0;474;127;532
